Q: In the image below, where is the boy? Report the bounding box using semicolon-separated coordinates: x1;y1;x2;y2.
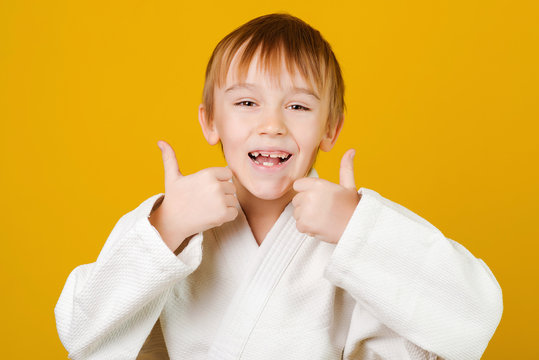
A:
55;13;503;360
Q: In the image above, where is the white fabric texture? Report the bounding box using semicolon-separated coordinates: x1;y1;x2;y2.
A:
55;170;503;360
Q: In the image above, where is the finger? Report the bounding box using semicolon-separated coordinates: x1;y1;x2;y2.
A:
293;177;318;192
220;181;236;195
339;149;356;190
212;167;233;181
224;206;239;222
293;206;301;221
224;193;239;207
291;192;307;208
157;140;182;185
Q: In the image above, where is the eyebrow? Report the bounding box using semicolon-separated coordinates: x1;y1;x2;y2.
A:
224;83;320;100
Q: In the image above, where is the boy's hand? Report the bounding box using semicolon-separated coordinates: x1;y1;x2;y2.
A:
292;149;361;244
149;140;239;252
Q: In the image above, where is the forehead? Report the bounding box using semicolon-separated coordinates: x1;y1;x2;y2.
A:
221;45;321;95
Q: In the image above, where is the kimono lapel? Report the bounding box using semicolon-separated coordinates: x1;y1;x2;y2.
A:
210;205;260;283
207;169;319;359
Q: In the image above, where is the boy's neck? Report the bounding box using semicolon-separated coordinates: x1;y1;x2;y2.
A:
234;180;295;247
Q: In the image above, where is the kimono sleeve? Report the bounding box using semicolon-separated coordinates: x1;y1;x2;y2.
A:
54;193;203;360
323;188;503;360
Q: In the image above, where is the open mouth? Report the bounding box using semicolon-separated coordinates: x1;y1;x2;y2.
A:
248;151;292;167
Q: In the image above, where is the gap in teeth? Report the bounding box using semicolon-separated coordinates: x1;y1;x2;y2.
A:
249;151;289;159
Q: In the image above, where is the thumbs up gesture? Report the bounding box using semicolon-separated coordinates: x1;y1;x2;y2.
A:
149;140;239;252
292;149;361;244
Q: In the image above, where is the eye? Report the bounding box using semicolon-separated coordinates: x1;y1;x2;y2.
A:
234;100;257;107
288;104;310;111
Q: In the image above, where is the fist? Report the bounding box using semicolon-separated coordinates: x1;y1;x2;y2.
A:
149;140;239;252
292;149;360;244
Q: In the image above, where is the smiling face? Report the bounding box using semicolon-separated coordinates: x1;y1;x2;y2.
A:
199;50;343;202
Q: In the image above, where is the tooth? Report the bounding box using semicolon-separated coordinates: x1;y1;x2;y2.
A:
252;152;259;157
269;154;279;158
262;162;274;167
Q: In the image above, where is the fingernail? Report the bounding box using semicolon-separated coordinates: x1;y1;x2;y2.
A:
157;141;163;150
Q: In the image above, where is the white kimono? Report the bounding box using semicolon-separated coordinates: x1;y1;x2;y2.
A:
54;169;503;360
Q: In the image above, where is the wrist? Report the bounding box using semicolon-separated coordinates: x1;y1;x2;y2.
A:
333;191;360;244
149;207;188;252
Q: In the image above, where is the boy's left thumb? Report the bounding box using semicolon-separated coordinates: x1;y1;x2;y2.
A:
339;149;356;190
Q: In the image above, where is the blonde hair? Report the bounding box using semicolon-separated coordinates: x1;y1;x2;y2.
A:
202;13;345;133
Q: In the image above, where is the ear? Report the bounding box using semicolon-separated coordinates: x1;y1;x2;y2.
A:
319;113;344;152
198;104;220;146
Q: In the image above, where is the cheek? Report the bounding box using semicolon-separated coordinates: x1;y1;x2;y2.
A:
217;119;243;144
292;127;324;155
219;128;248;164
288;115;326;140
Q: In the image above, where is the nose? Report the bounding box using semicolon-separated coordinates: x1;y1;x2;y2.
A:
257;108;288;136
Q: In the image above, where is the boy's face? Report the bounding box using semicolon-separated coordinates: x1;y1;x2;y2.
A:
199;51;341;201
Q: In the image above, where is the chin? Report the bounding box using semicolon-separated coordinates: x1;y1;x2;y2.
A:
246;182;292;201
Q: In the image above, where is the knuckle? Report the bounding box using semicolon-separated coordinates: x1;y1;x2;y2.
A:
219;204;229;218
208;218;219;228
209;170;219;182
214;216;225;227
217;210;232;225
218;182;226;192
222;196;230;209
211;181;221;193
215;196;226;209
208;168;220;178
223;182;233;193
304;208;315;220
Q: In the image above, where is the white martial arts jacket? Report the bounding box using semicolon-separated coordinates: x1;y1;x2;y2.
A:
54;170;503;360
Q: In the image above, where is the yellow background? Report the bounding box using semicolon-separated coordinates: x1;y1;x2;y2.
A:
1;0;537;358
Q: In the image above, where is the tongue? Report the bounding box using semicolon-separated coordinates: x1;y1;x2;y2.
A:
255;155;281;165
